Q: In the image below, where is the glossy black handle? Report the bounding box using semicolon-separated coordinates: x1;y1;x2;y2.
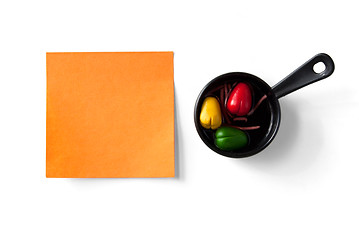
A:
272;53;335;99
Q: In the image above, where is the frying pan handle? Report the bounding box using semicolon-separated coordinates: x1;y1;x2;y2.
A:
272;53;335;99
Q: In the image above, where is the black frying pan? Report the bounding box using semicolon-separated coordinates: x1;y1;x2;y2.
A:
194;53;335;158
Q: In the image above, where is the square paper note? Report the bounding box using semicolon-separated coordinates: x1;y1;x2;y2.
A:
46;52;174;178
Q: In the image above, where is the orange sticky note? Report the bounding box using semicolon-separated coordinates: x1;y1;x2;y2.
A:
46;52;174;178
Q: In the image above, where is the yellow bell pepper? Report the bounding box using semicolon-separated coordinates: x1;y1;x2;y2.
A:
200;97;222;129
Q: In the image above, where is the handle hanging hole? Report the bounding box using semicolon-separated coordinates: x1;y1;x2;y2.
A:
313;62;326;74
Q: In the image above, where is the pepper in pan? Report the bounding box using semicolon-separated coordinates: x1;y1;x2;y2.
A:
199;97;222;130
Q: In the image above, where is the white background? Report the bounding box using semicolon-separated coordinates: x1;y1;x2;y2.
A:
1;0;359;239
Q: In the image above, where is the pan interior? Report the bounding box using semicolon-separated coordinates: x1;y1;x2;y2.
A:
194;72;281;158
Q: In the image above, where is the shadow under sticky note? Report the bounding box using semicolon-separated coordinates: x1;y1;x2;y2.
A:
46;52;174;178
